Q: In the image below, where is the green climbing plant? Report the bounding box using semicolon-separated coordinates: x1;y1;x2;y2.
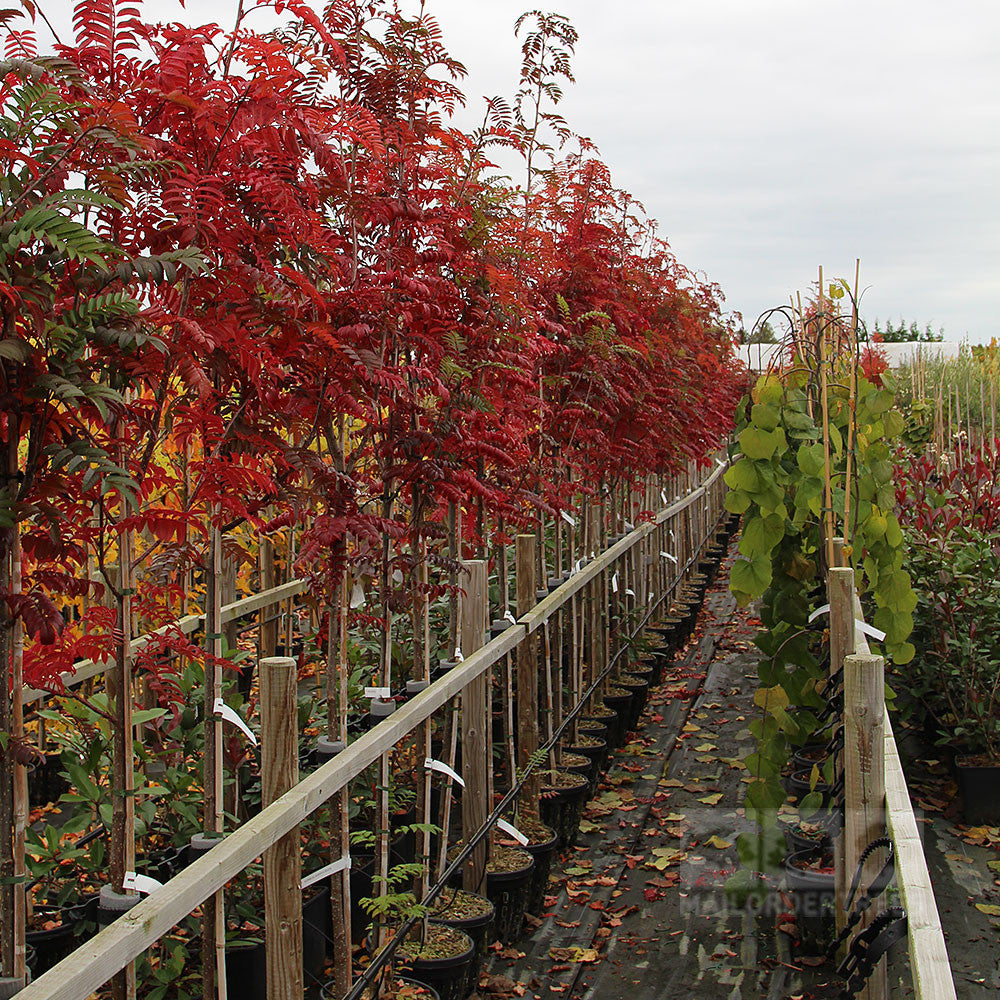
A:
723;292;916;900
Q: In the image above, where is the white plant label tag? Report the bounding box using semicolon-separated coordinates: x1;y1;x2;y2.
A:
496;819;529;846
301;855;351;889
503;609;516;624
364;687;391;699
453;647;464;662
350;581;366;609
626;588;636;598
425;758;465;787
123;872;163;895
213;698;257;746
660;551;677;564
611;572;619;593
808;604;831;623
560;510;576;527
856;620;887;642
661;489;668;504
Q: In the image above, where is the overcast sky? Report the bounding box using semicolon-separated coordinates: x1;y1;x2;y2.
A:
37;0;1000;341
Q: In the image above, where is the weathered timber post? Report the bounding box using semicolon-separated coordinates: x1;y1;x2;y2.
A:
516;536;540;817
844;652;887;1000
260;656;304;1000
828;562;854;926
460;560;489;890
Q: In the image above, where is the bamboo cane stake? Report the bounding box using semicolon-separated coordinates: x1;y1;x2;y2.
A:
843;259;861;545
818;267;836;569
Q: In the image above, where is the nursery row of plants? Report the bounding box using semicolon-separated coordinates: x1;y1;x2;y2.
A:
0;0;744;997
728;284;987;990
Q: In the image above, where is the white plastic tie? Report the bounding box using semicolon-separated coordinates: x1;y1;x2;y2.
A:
123;872;163;895
503;609;516;624
611;572;619;593
808;604;831;623
364;686;391;699
453;646;464;662
496;818;529;846
626;588;636;598
301;855;351;889
213;698;257;746
350;581;366;609
425;757;465;787
661;489;668;504
660;551;677;564
560;510;576;527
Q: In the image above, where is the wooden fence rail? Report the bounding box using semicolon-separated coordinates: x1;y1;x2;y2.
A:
16;459;729;1000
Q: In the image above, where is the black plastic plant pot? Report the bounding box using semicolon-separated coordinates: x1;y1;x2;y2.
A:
561;750;596;791
522;826;559;917
321;976;440;1000
484;850;535;945
784;849;836;954
26;896;97;975
784;767;831;812
601;689;633;738
617;674;650;730
792;744;829;773
583;709;623;751
539;771;590;849
956;757;1000;825
563;735;609;784
629;660;656;685
398;926;476;1000
302;884;332;980
226;939;266;1000
782;820;832;857
429;891;496;998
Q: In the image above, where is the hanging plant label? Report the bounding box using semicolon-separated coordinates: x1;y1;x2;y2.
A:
807;603;831;623
364;687;391;699
497;818;529;845
213;698;257;746
661;551;677;563
611;572;619;593
856;620;887;642
425;757;465;787
302;855;352;890
560;510;576;527
123;872;163;895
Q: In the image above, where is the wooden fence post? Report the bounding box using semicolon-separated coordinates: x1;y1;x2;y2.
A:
844;652;887;1000
260;656;304;1000
516;537;541;816
828;563;854;927
460;560;489;891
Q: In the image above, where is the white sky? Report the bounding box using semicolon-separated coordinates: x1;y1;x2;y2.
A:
36;0;1000;341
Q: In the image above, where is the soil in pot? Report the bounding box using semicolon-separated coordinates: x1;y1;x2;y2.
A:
782;818;832;856
321;976;439;1000
395;924;475;1000
784;848;835;954
559;750;596;789
429;889;495;997
955;755;1000;825
538;769;590;849
484;845;534;945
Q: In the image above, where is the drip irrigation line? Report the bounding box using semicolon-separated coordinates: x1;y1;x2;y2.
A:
344;513;728;1000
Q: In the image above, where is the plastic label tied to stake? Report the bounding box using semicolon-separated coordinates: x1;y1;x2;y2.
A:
806;605;887;643
660;551;677;564
364;687;391;699
123;872;163;895
213;698;257;746
350;581;366;609
560;510;576;527
496;818;529;846
301;855;351;890
425;757;465;787
626;588;636;598
503;609;516;624
611;572;619;593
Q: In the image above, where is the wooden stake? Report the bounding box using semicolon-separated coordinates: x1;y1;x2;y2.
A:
844;652;887;1000
460;560;489;890
261;657;304;1000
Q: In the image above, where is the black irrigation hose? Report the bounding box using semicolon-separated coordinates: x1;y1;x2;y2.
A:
344;510;730;1000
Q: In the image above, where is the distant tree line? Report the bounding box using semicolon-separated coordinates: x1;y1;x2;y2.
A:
871;319;944;342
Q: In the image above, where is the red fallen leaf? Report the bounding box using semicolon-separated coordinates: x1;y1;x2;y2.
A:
643;888;663;901
554;919;580;928
588;901;605;910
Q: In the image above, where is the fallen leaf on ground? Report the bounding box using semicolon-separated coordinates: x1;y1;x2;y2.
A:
698;793;724;806
705;835;732;849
